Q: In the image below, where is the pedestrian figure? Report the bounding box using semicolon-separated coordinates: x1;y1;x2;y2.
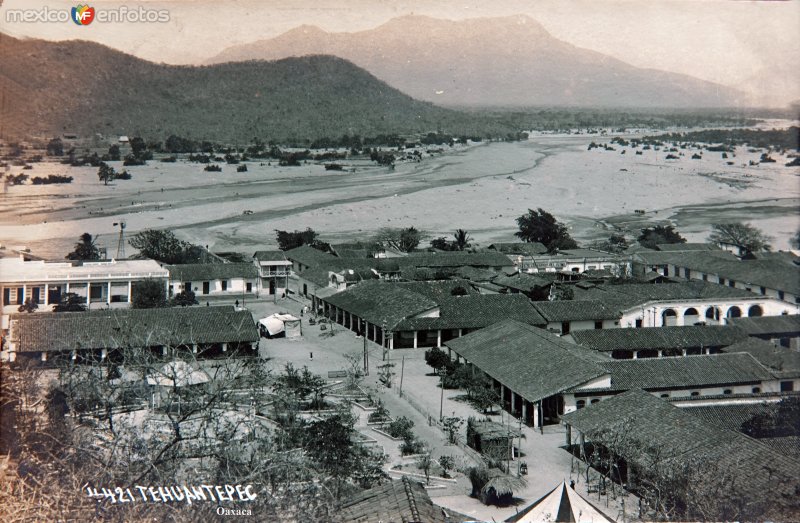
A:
235;299;239;308
309;352;313;360
570;479;575;490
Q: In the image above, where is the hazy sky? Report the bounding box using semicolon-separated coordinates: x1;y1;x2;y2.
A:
1;0;797;105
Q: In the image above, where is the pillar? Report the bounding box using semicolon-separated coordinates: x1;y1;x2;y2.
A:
522;401;528;425
413;331;418;349
162;346;168;356
101;348;107;360
222;343;228;352
437;329;442;347
632;351;638;359
657;350;663;358
682;349;687;356
389;335;394;350
192;344;198;354
128;281;132;302
86;282;90;304
44;284;49;305
66;282;70;294
22;284;27;303
511;392;517;414
533;401;540;428
107;281;112;304
566;424;572;446
41;352;47;362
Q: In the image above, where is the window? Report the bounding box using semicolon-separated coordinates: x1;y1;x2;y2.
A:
576;400;586;410
222;280;228;291
780;381;794;392
246;282;252;293
702;274;707;281
752;387;761;394
561;321;570;335
590;399;600;405
723;389;733;395
594;321;603;330
635;319;643;328
778;291;784;301
728;280;736;288
690;391;700;397
760;286;766;295
660;393;669;399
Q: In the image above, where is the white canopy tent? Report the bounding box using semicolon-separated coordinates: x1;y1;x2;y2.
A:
259;313;301;338
506;481;614;523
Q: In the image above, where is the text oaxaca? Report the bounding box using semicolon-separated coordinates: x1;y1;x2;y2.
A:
85;484;258;505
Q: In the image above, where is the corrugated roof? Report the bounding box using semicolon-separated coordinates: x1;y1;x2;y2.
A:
166;263;257;281
446;320;609;403
603;353;775;390
570;325;748;352
10;306;259;353
561;389;800;502
533;300;622;322
728;315;800;336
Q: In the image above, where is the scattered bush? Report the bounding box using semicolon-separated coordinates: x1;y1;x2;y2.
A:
31;174;73;185
386;416;414;440
400;436;424;456
204;164;222;172
236;164;248;172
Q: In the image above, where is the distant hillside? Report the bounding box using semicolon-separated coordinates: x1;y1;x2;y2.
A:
209;15;744;109
0;33;516;142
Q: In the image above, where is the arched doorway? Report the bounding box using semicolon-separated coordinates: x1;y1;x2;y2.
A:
726;306;742;318
747;305;763;317
705;306;720;324
683;307;699;325
662;308;678;326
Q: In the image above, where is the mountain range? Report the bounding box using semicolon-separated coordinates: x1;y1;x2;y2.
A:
0;33;515;142
207;15;743;109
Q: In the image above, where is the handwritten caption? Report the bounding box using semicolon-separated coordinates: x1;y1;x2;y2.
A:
85;484;257;505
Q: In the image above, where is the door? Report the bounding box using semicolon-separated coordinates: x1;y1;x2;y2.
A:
202;281;210;295
246;282;252;293
32;287;40;304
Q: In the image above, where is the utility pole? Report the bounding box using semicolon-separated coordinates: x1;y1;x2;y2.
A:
363;332;369;376
439;369;445;421
398;356;405;397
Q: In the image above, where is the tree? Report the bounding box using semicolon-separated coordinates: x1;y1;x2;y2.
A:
52;292;87;312
129;229;196;264
430;237;456;251
46;138;64;156
97;162;115;185
131;278;167;308
441;416;464;445
637;225;686;249
374;226;423;252
708;222;772;253
424;347;451;374
107;144;121;161
589;233;630;254
741;397;800;438
515;208;577;252
275;228;328;251
416;453;433;485
453;229;472;251
65;232;101;261
170;289;198;307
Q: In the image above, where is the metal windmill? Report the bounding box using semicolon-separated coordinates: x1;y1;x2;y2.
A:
113;221;127;259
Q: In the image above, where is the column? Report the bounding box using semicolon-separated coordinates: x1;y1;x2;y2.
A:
632;351;638;359
389;334;394;350
86;283;90;304
44;284;49;305
511;392;517;414
192;344;198;354
566;424;572;446
413;332;418;349
66;282;70;294
533;401;540;428
22;284;27;303
101;348;108;360
682;349;687;356
657;350;663;358
128;281;132;302
522;401;528;425
222;343;228;352
437;329;442;347
41;352;47;362
107;281;112;304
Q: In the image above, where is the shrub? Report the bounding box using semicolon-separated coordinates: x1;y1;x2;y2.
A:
400;436;424;456
386;416;414;440
236;164;248;172
204;164;222;172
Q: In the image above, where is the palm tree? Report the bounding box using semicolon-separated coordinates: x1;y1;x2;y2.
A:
66;233;101;261
453;229;471;251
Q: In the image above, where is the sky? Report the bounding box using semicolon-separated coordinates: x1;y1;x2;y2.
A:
1;0;797;106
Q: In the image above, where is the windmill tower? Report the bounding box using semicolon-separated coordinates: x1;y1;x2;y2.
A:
113;221;126;259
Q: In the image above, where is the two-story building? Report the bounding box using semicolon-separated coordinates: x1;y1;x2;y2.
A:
252;251;293;296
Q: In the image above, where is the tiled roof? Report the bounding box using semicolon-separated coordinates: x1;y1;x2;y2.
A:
283;245;337;267
602;353;775;390
487;242;548;255
492;273;554;292
636;251;800;295
561;389;800;501
533;300;622;322
10;306;259;353
252;250;287;262
401;252;514;268
656;243;719;252
722;338;800;377
396;294;546;330
395;280;479;301
683;402;778;433
323;281;438;329
576;280;755;308
569;325;748;352
446;320;609;403
727;315;800;336
166;263;257;281
336;476;468;523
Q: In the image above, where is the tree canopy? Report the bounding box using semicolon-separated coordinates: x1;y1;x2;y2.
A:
515;208;577;252
374;226;423;253
65;233;101;261
131;279;167;309
275;228;329;252
129;229;202;264
637;225;686;250
708;222;772;253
